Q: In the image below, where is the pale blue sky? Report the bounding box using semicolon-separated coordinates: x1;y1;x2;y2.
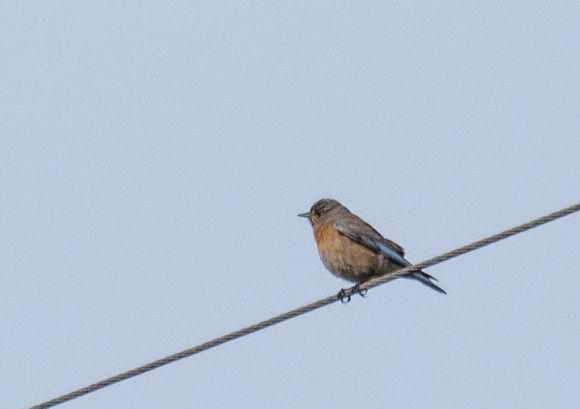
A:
2;2;579;408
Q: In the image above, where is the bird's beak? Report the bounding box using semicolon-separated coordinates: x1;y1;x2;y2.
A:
297;212;309;218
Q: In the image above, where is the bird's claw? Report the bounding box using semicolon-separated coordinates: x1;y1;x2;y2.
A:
338;284;368;304
352;283;368;298
338;289;351;304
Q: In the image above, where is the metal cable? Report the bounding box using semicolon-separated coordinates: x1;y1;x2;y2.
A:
29;202;580;409
355;202;580;294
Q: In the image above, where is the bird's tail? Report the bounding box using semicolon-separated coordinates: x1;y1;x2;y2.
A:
406;270;446;294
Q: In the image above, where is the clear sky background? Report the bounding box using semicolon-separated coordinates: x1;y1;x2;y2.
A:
2;2;579;408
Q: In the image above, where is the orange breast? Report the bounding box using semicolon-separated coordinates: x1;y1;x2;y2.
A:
313;222;382;283
314;223;340;253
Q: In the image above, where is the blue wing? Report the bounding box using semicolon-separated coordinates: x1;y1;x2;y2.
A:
333;218;410;267
333;217;446;294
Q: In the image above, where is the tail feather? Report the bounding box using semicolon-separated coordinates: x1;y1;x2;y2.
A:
406;271;446;294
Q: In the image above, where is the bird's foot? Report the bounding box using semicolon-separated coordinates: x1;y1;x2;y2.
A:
337;284;368;304
338;288;351;304
352;283;368;298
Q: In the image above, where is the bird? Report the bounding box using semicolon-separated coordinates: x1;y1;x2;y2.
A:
299;198;445;300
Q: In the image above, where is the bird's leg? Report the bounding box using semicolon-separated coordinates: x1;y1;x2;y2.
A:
352;283;368;298
337;288;351;304
337;284;368;303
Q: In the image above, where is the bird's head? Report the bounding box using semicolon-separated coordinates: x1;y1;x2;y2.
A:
298;198;349;228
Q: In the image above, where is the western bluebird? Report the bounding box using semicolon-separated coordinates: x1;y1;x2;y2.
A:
299;198;445;299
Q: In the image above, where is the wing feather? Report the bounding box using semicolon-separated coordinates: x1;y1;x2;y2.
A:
333;217;410;267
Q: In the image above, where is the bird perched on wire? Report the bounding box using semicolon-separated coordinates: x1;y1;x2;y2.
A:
299;198;445;301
